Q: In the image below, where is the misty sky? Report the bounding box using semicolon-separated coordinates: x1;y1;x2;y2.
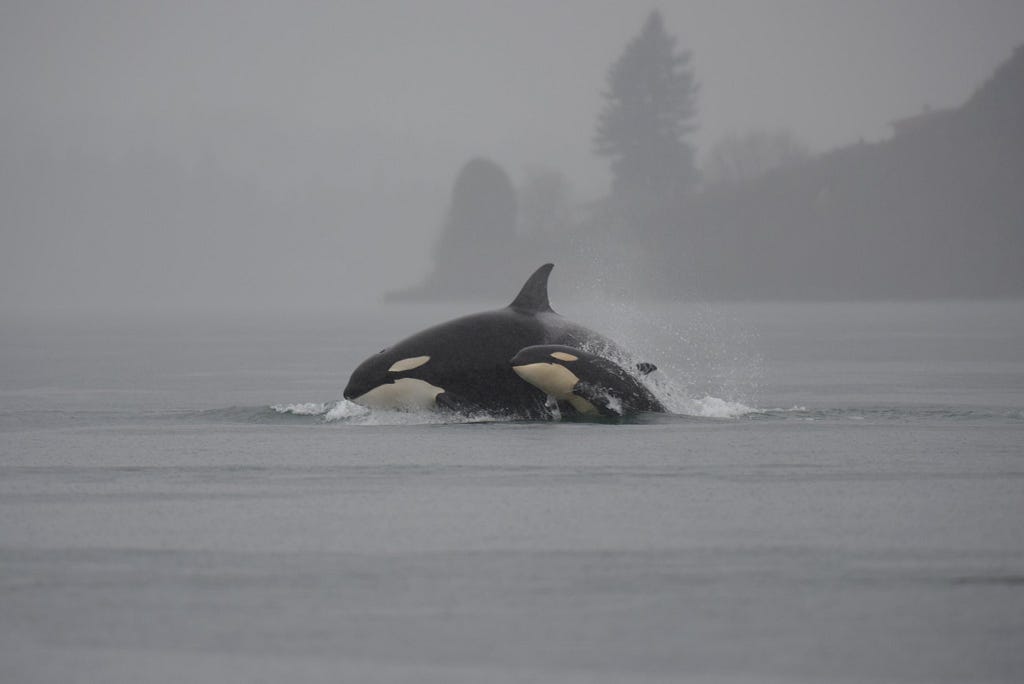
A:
2;1;1022;311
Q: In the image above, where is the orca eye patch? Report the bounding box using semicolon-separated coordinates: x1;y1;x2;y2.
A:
388;356;430;373
550;351;578;362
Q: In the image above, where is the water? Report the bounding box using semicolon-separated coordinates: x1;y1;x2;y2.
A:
2;300;1023;683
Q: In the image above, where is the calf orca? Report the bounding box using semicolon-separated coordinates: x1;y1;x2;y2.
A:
511;345;667;417
343;264;626;419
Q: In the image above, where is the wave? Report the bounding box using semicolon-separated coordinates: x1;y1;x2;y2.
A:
272;400;505;426
266;393;763;425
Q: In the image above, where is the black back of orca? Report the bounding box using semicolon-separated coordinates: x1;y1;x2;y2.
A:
343;264;624;419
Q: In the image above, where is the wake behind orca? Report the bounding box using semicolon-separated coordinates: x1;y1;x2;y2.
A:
343;264;652;419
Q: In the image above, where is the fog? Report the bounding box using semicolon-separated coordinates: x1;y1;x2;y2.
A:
2;1;1022;313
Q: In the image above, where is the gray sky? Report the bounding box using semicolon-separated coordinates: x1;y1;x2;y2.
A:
2;0;1022;311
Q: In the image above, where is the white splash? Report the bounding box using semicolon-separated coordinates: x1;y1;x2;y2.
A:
271;402;331;416
272;398;512;426
323;400;371;422
684;395;759;418
322;400;502;426
602;393;624;416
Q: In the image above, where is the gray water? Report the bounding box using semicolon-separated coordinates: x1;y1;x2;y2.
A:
2;300;1023;683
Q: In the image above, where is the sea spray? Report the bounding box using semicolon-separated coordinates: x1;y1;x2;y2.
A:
567;299;764;417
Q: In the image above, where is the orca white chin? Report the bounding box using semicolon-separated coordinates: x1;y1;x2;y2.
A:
350;377;445;411
512;362;578;397
512;363;599;416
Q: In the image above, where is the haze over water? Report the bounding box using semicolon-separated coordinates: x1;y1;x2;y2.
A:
2;1;1023;309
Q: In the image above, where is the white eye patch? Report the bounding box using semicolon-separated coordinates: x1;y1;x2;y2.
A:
550;351;578;362
388;356;430;373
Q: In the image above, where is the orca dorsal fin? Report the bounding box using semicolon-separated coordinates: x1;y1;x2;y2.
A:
508;263;555;313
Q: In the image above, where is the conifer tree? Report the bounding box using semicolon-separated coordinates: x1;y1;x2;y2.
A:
594;11;699;206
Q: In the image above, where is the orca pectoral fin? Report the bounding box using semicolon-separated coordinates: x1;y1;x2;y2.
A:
435;391;480;414
636;362;658;376
573;381;623;417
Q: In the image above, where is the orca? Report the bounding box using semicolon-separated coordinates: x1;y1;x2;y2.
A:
510;344;667;417
343;264;625;418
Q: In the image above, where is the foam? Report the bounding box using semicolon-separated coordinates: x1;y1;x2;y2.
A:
271;399;506;426
684;395;759;418
271;402;331;416
323;400;371;421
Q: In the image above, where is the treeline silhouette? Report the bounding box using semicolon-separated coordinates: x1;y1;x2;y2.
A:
403;40;1024;301
645;43;1024;299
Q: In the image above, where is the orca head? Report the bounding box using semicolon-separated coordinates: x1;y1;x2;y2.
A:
343;347;443;410
510;345;584;400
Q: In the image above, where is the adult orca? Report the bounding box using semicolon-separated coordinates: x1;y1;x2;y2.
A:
343;264;625;418
511;344;667;418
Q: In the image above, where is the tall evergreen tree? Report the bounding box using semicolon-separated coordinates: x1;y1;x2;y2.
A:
594;11;699;206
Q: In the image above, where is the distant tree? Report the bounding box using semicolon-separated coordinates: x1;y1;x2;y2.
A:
594;11;700;207
703;129;811;187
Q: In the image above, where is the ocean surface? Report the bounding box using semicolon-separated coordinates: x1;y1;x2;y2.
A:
2;299;1023;683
